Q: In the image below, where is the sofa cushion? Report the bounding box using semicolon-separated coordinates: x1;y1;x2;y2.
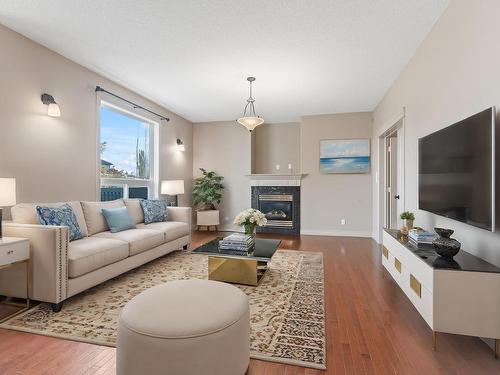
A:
36;204;84;241
81;199;125;235
137;221;190;242
124;199;144;224
102;207;136;233
11;201;89;237
68;237;129;278
140;199;168;224
93;228;165;256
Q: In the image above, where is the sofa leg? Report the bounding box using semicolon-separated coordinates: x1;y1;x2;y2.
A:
51;302;63;313
183;245;188;250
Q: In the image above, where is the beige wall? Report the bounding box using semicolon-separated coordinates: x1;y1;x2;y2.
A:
253;123;300;174
193;121;252;231
372;0;500;267
300;113;373;236
0;25;193;215
194;115;372;235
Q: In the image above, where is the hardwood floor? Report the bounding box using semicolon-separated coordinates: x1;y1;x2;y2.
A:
0;231;498;374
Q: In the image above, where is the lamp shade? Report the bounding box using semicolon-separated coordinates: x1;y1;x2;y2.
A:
0;178;16;206
161;180;185;195
237;116;264;132
47;102;61;117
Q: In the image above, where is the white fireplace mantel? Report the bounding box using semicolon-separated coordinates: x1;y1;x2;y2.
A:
246;174;307;186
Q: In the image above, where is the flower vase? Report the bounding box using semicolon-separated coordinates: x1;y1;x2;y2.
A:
244;223;256;238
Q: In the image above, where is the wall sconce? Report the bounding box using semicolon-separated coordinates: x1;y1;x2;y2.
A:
41;93;61;117
176;138;185;152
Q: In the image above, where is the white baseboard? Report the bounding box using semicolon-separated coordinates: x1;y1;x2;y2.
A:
218;224;243;232
300;229;372;238
197;225;372;238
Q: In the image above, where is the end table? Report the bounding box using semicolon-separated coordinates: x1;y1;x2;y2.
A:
0;237;30;323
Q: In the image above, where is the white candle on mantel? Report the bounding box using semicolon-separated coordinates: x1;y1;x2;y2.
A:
276;164;280;171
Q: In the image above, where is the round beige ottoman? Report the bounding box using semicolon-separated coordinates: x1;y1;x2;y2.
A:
116;279;250;375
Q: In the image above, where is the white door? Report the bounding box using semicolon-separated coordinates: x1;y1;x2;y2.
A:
386;135;399;229
395;127;405;228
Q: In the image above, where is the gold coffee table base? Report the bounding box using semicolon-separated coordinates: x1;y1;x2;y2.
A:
208;256;268;286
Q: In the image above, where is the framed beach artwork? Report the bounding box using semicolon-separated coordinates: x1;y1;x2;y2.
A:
319;139;370;174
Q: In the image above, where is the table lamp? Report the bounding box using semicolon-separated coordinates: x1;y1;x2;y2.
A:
0;178;16;240
161;180;184;206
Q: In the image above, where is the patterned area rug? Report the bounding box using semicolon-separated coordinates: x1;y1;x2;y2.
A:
1;249;326;369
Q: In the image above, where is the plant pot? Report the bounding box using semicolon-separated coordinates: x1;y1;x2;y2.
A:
196;210;220;231
432;227;461;258
401;219;414;235
198;203;216;211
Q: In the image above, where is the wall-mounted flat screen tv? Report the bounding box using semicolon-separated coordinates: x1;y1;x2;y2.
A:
418;107;495;231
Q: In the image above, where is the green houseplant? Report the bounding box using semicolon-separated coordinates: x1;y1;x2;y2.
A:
192;168;224;211
400;211;415;234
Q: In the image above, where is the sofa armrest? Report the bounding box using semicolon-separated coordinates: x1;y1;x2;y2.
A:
167;207;192;226
0;223;69;304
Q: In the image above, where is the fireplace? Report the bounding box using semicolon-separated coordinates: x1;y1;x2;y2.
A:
251;186;300;235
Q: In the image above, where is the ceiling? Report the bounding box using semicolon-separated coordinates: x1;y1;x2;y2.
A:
0;0;448;123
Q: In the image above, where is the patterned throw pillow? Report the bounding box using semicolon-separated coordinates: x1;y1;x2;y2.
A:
36;203;84;241
140;199;168;224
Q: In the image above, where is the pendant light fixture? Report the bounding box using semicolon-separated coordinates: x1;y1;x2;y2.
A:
237;76;264;132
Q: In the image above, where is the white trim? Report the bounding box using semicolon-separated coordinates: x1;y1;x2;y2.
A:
215;226;373;238
246;174;307;186
377;108;406;138
492;106;496;232
300;229;372;238
218;224;244;232
374;108;406;243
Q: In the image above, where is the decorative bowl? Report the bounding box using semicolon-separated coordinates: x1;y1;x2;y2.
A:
434;227;454;238
432;227;461;258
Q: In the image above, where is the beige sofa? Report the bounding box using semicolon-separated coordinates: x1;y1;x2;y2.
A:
0;199;191;312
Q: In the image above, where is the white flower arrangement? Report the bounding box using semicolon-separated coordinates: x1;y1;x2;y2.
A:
234;208;267;227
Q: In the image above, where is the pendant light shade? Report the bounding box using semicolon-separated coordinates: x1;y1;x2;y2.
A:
237;116;264;131
237;77;264;132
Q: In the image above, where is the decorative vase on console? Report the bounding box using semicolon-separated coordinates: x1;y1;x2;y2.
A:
400;211;415;235
234;208;267;239
432;227;461;258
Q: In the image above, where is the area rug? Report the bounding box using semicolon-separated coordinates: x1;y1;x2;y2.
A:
1;249;326;369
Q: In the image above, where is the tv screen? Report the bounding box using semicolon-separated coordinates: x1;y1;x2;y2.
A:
418;107;495;231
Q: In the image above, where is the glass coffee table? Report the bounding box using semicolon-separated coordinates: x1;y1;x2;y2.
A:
192;237;281;286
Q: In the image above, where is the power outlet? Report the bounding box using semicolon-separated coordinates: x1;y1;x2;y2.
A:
340;219;346;225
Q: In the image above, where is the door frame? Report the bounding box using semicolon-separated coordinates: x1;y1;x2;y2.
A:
376;108;406;242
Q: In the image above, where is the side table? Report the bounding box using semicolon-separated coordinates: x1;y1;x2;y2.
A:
0;237;30;323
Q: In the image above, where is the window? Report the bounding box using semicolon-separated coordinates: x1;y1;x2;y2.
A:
99;102;159;201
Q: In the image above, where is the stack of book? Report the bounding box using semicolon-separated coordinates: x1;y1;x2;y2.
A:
408;228;437;245
219;233;255;255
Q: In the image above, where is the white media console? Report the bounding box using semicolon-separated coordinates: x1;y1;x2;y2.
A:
382;229;500;357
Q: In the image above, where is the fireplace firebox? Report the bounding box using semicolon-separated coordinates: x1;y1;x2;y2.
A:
251;186;300;235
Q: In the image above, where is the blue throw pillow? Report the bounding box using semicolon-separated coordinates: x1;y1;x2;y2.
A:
140;199;168;224
36;203;84;242
101;207;136;233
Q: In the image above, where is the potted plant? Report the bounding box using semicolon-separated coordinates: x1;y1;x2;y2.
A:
193;168;224;231
234;208;267;237
400;211;415;235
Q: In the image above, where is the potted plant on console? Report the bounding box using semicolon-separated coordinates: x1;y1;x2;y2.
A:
193;168;224;231
400;211;415;235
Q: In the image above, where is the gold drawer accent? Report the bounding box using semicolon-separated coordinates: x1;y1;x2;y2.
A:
394;258;402;273
382;246;389;259
410;274;421;298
